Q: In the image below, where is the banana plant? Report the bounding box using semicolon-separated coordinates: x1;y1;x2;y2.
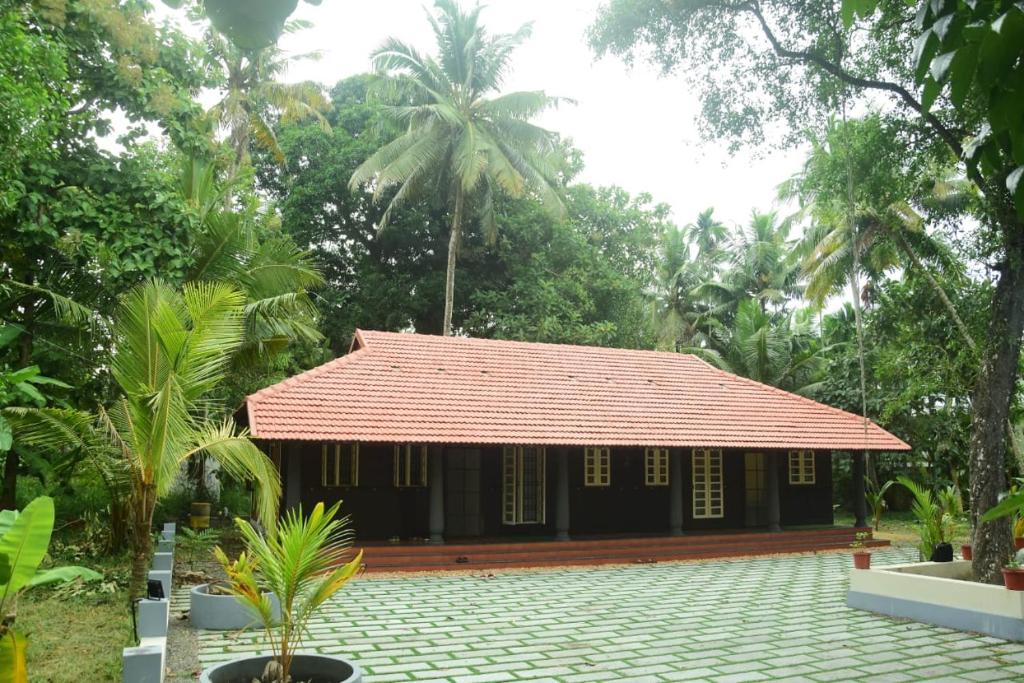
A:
215;502;363;683
0;496;101;683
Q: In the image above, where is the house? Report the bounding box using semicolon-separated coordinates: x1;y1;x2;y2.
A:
243;330;909;543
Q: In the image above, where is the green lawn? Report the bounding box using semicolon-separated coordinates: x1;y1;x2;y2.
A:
20;587;132;682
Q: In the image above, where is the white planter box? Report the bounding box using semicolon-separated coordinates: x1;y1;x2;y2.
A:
848;560;1024;641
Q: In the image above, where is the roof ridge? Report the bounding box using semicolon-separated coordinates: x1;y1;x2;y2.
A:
359;329;701;361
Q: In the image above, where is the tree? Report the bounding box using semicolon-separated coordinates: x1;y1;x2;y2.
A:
0;0;210;508
349;0;567;336
12;282;282;600
204;22;330;181
589;0;1023;584
698;212;802;317
693;299;828;395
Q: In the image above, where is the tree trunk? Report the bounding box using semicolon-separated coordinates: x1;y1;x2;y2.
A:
442;187;465;337
849;257;875;487
128;484;157;603
970;223;1024;583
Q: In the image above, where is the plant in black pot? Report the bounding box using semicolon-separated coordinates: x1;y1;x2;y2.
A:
898;476;957;562
202;502;364;683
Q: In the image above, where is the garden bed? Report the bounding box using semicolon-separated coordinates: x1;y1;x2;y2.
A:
847;560;1024;641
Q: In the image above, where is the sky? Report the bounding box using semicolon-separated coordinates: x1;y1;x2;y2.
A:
157;0;807;229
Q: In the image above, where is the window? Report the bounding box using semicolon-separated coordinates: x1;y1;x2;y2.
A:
584;447;611;486
692;448;723;519
789;450;816;485
502;446;546;525
645;448;669;486
321;443;359;487
394;444;428;487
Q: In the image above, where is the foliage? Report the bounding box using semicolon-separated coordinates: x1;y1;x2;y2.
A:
0;496;101;683
177;527;221;570
848;530;871;550
897;476;956;560
10;281;282;600
216;502;363;683
980;477;1024;535
350;0;567;336
865;478;895;532
0;326;69;454
908;0;1024;217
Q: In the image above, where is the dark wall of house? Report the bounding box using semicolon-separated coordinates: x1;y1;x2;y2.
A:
780;450;834;527
285;441;431;540
276;442;834;540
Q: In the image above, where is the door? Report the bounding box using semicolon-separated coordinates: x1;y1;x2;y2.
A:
744;452;767;527
445;448;482;537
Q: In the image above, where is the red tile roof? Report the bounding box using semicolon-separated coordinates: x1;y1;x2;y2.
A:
245;330;910;451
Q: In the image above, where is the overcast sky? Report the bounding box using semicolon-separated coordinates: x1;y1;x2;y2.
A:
158;0;806;229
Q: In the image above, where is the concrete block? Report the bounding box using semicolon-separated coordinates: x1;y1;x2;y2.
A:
157;538;174;553
123;643;163;683
148;569;171;600
152;552;173;571
137;598;169;638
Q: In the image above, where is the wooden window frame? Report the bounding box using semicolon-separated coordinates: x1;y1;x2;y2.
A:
645;448;670;486
583;447;611;487
393;444;429;488
692;448;724;519
788;450;816;485
502;446;547;525
321;443;359;488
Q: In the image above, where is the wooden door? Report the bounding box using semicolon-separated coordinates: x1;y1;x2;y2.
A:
445;448;482;537
744;452;767;527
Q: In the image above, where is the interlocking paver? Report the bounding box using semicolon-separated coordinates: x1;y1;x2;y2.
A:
194;547;1023;681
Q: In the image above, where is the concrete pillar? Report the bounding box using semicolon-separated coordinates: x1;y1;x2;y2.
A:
670;449;684;536
136;598;169;638
147;569;170;600
555;448;570;541
852;451;868;528
429;447;445;544
766;452;782;532
285;448;301;512
122;644;163;683
152;552;173;571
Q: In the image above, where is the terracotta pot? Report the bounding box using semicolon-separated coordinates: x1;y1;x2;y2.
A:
1003;568;1024;591
852;551;871;570
1015;537;1024;551
190;501;211;529
961;544;972;561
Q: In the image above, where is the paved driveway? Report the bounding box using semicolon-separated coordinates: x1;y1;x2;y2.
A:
196;547;1024;681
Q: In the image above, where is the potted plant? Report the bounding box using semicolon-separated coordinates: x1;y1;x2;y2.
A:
897;476;956;561
850;531;872;569
1003;549;1024;591
961;543;973;560
201;501;364;683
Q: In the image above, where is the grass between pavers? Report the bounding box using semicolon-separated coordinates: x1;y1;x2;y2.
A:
194;547;1024;682
19;588;133;682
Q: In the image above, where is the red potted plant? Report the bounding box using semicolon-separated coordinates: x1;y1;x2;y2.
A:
1003;550;1024;591
961;544;972;560
850;531;871;570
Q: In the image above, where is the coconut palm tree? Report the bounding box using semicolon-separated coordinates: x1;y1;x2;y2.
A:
689;299;828;396
349;0;567;336
698;211;803;318
684;207;728;268
10;281;282;600
649;224;718;352
204;22;330;179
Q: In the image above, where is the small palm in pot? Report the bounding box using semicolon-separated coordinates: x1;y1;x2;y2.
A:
215;502;363;683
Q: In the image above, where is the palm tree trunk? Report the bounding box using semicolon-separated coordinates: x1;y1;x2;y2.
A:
128;484;157;603
442;187;465;337
849;265;875;485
